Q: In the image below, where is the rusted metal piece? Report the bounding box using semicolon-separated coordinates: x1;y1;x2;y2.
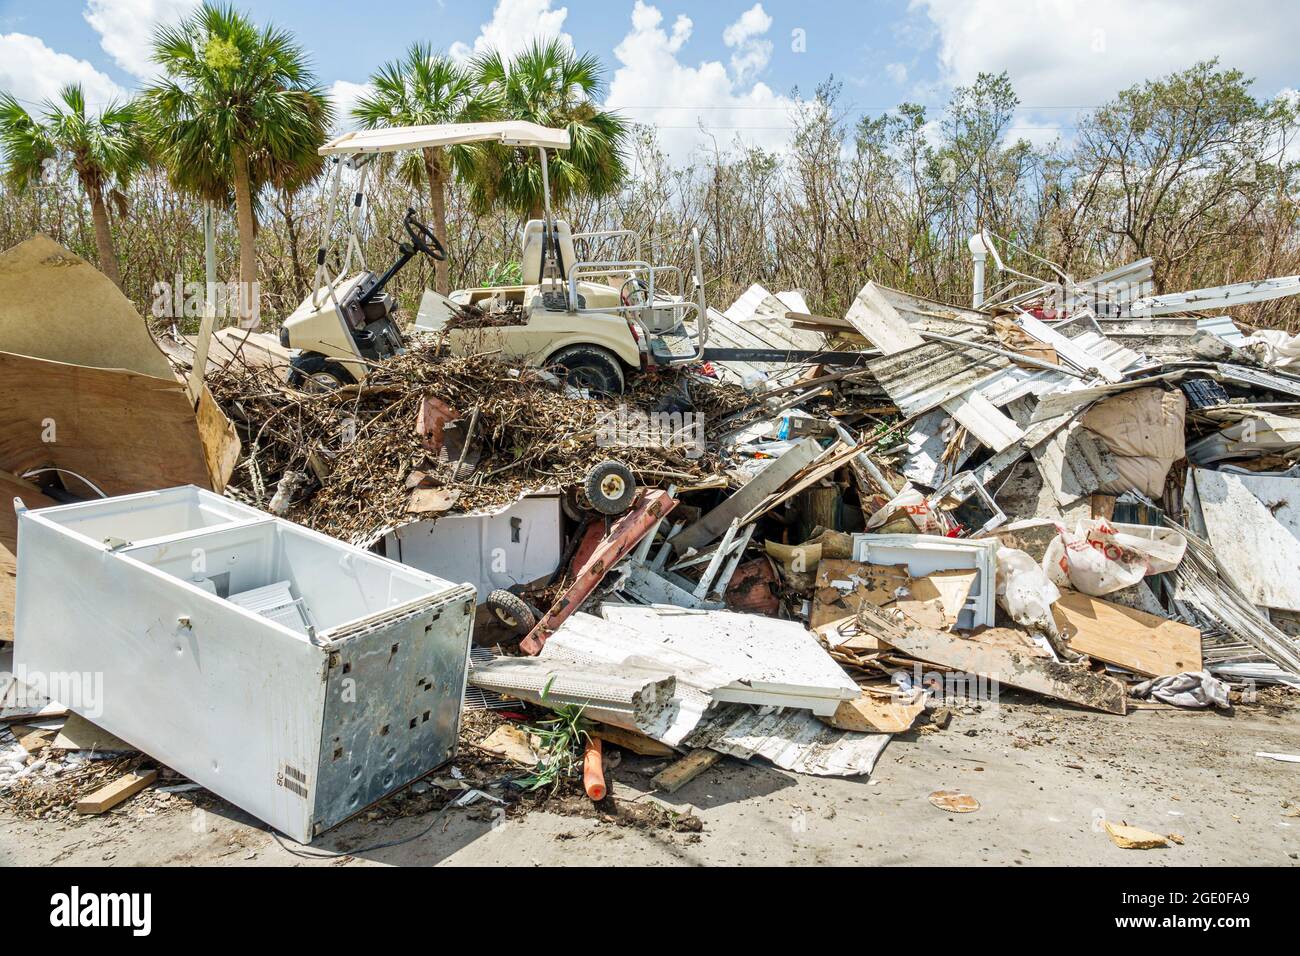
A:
415;395;458;454
724;556;781;616
520;489;676;655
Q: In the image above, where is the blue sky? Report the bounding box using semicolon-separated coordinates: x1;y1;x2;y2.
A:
2;0;1297;162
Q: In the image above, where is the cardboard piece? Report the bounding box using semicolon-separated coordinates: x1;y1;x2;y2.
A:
0;235;175;378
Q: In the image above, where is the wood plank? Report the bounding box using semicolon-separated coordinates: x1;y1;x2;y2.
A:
651;748;722;793
859;603;1127;713
51;711;134;752
76;769;158;814
1053;589;1201;677
592;723;676;757
822;692;925;733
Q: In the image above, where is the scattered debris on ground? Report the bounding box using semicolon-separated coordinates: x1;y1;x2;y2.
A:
4;230;1300;860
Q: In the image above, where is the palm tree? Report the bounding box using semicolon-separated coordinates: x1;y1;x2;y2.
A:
352;44;490;294
0;85;145;289
143;3;331;326
466;39;629;222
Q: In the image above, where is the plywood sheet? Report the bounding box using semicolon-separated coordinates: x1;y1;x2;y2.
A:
0;350;214;542
1053;589;1201;677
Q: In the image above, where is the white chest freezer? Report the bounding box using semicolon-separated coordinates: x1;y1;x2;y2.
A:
13;486;476;843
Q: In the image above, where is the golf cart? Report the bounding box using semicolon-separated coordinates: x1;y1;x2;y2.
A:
281;121;712;394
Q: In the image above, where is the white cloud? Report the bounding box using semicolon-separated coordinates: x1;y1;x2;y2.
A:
606;1;799;163
83;0;198;81
885;62;908;85
448;0;572;64
328;80;373;132
914;0;1300;109
722;3;773;82
0;33;126;110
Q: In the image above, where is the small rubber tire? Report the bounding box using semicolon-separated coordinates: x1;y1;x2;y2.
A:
288;353;356;391
487;589;537;634
548;344;625;396
584;460;637;515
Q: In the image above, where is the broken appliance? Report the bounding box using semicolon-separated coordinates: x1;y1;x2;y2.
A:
13;486;476;843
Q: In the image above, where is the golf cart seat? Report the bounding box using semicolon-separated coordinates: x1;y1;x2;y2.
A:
522;218;577;283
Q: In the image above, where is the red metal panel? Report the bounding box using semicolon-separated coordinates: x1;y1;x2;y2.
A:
520;490;676;655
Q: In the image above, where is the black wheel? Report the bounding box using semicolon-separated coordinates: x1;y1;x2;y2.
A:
288;353;356;391
548;345;625;396
584;460;636;515
486;589;537;634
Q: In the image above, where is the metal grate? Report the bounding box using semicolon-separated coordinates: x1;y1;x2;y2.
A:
464;645;511;711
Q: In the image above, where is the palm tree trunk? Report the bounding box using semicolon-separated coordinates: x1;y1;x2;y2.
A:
231;146;259;328
423;147;449;295
87;185;122;289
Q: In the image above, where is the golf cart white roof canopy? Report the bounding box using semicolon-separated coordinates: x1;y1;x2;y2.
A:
319;120;570;157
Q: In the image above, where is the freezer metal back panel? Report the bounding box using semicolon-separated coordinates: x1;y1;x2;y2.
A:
313;594;471;835
13;486;475;843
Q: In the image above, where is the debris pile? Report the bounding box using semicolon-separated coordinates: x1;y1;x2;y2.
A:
4;233;1300;851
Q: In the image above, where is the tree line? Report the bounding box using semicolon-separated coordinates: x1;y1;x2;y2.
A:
1;3;1296;334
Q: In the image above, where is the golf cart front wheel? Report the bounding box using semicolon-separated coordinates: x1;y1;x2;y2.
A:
585;460;637;515
288;354;356;391
486;589;538;634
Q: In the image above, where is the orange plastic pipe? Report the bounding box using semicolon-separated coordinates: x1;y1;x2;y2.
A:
583;736;605;801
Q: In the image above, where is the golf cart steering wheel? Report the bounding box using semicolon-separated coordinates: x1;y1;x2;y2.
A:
403;207;446;261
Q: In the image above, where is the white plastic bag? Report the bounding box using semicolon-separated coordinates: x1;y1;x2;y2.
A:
865;483;949;534
1042;519;1185;596
996;547;1061;639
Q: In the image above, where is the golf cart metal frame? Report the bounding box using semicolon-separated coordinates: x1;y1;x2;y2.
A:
312;121;713;393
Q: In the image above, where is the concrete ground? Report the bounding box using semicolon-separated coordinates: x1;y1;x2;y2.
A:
2;690;1298;867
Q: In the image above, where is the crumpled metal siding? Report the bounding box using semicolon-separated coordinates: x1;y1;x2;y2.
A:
866;340;1009;417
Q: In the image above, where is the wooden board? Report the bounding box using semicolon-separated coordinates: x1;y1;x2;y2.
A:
812;559;910;642
859;602;1127;714
195;383;241;492
51;712;134;753
75;769;157;814
0;349;214;554
592;723;676;757
651;748;722;793
822;691;925;733
1053;589;1201;677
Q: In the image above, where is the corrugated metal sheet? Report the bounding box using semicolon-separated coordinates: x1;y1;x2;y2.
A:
707;284;829;386
1173;526;1300;676
866;340;1009;417
873;284;992;337
683;704;891;777
1197;315;1248;346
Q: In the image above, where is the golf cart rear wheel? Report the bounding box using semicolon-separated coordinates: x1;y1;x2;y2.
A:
288;354;356;391
585;460;637;515
486;589;537;634
549;345;625;396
